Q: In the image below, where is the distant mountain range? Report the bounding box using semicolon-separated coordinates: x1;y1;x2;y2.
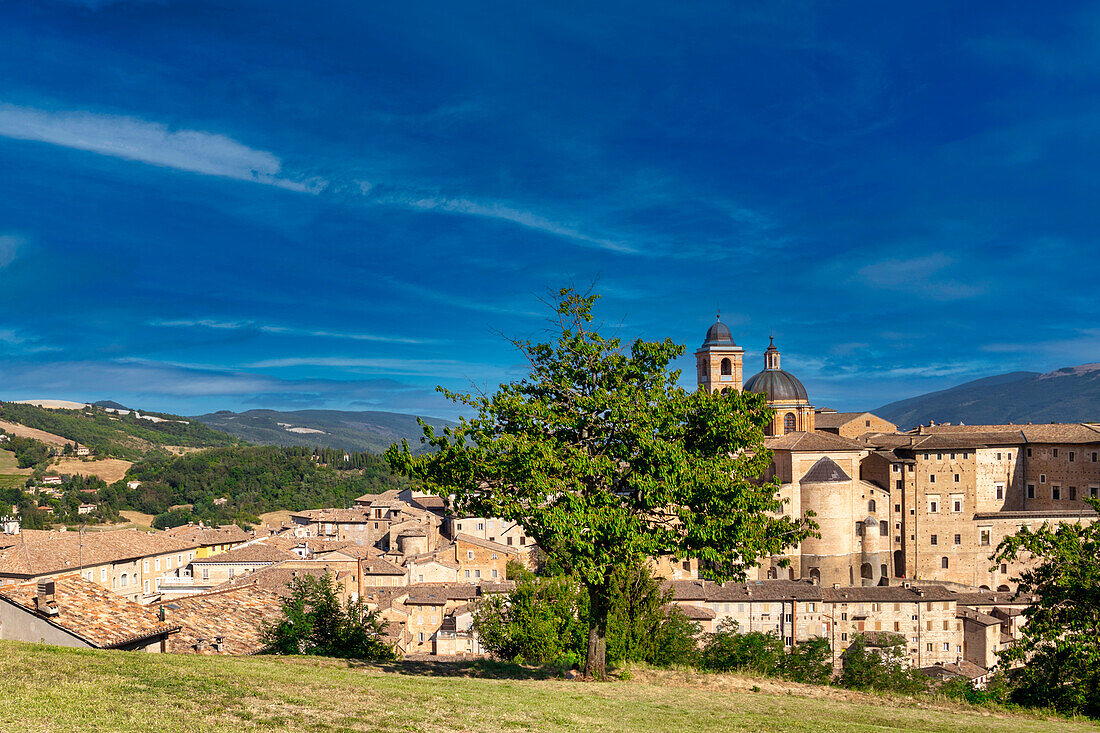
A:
191;409;456;454
875;364;1100;429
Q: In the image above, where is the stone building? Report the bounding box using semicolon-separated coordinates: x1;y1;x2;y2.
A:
691;317;1098;593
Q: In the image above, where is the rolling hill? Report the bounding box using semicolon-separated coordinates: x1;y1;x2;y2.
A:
192;408;456;453
875;364;1100;429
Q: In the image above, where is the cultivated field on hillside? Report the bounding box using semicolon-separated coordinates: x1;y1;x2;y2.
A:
48;457;132;482
0;641;1093;733
0;418;72;447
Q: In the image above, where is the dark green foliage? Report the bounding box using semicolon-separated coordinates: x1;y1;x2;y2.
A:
605;563;699;667
2;435;51;469
472;569;589;666
700;621;784;674
473;563;700;669
261;573;396;660
387;288;813;679
836;634;928;694
778;636;832;684
0;402;238;460
152;508;194;530
938;674;1011;706
122;445;402;523
993;498;1100;718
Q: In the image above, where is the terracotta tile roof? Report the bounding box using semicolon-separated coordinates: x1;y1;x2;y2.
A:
673;603;716;620
157;585;283;655
911;432;1024;449
0;529;199;578
0;574;179;648
916;423;1100;445
362;557;407;576
209;562;338;594
956;607;1001;626
261;537;357;555
162;524;250;546
666;579;824;602
950;590;1035;606
354;489;401;504
402;581;516;606
920;659;988;680
813;412;889;430
290;508;375;523
190;541;299;565
452;533;521;554
823;585;956;603
765;431;863;452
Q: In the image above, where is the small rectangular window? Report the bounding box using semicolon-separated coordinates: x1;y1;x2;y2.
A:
929;475;936;484
1053;449;1059;458
996;485;1004;500
980;529;991;546
1069;451;1075;462
953;534;961;545
1052;486;1061;500
1027;448;1032;457
1027;484;1035;499
953;474;960;483
941;557;949;569
950;453;956;460
930;534;938;545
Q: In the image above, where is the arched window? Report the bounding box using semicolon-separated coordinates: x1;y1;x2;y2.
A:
788;567;795;580
860;563;873;579
784;413;796;434
121;573;127;586
941;557;949;569
893;550;904;577
997;584;1010;592
720;358;732;376
868;499;876;514
808;568;821;585
880;563;888;579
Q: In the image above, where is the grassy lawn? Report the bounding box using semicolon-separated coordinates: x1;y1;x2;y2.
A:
0;641;1093;732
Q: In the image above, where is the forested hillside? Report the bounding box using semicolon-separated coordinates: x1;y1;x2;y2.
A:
0;401;239;459
876;364;1100;428
119;445;403;527
193;408;454;453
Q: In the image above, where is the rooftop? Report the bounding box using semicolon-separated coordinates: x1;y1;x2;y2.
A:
0;529;199;578
157;585;283;655
0;574;179;648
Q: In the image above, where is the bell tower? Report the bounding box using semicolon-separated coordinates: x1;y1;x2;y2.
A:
695;314;743;392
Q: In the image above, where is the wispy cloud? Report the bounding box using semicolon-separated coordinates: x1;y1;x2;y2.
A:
246;356;506;377
0;104;323;192
0;234;21;268
855;253;986;301
148;318;435;344
391;195;637;254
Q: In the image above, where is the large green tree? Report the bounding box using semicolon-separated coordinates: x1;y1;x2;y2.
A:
992;498;1100;717
386;288;812;679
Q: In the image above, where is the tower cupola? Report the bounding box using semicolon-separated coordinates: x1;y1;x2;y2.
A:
695;313;744;392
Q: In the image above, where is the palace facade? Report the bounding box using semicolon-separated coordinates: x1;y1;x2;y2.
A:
695;317;1099;590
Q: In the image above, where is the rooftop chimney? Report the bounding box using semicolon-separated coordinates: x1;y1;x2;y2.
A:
833;583;840;590
213;636;224;652
35;580;59;616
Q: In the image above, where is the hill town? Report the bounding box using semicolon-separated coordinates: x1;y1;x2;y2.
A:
0;315;1095;697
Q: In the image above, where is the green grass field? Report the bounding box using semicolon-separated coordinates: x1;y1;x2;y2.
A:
0;641;1094;732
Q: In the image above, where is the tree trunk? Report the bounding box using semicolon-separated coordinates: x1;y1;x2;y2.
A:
584;585;609;680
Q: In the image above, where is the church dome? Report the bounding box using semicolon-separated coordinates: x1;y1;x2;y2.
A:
701;318;736;347
744;369;809;401
744;337;808;401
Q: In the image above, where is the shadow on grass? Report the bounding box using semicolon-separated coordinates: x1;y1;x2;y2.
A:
347;657;568;681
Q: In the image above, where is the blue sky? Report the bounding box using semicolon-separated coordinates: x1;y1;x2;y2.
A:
0;1;1098;420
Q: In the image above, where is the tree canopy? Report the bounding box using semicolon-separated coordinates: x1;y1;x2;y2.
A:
386;288;813;678
993;498;1100;717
